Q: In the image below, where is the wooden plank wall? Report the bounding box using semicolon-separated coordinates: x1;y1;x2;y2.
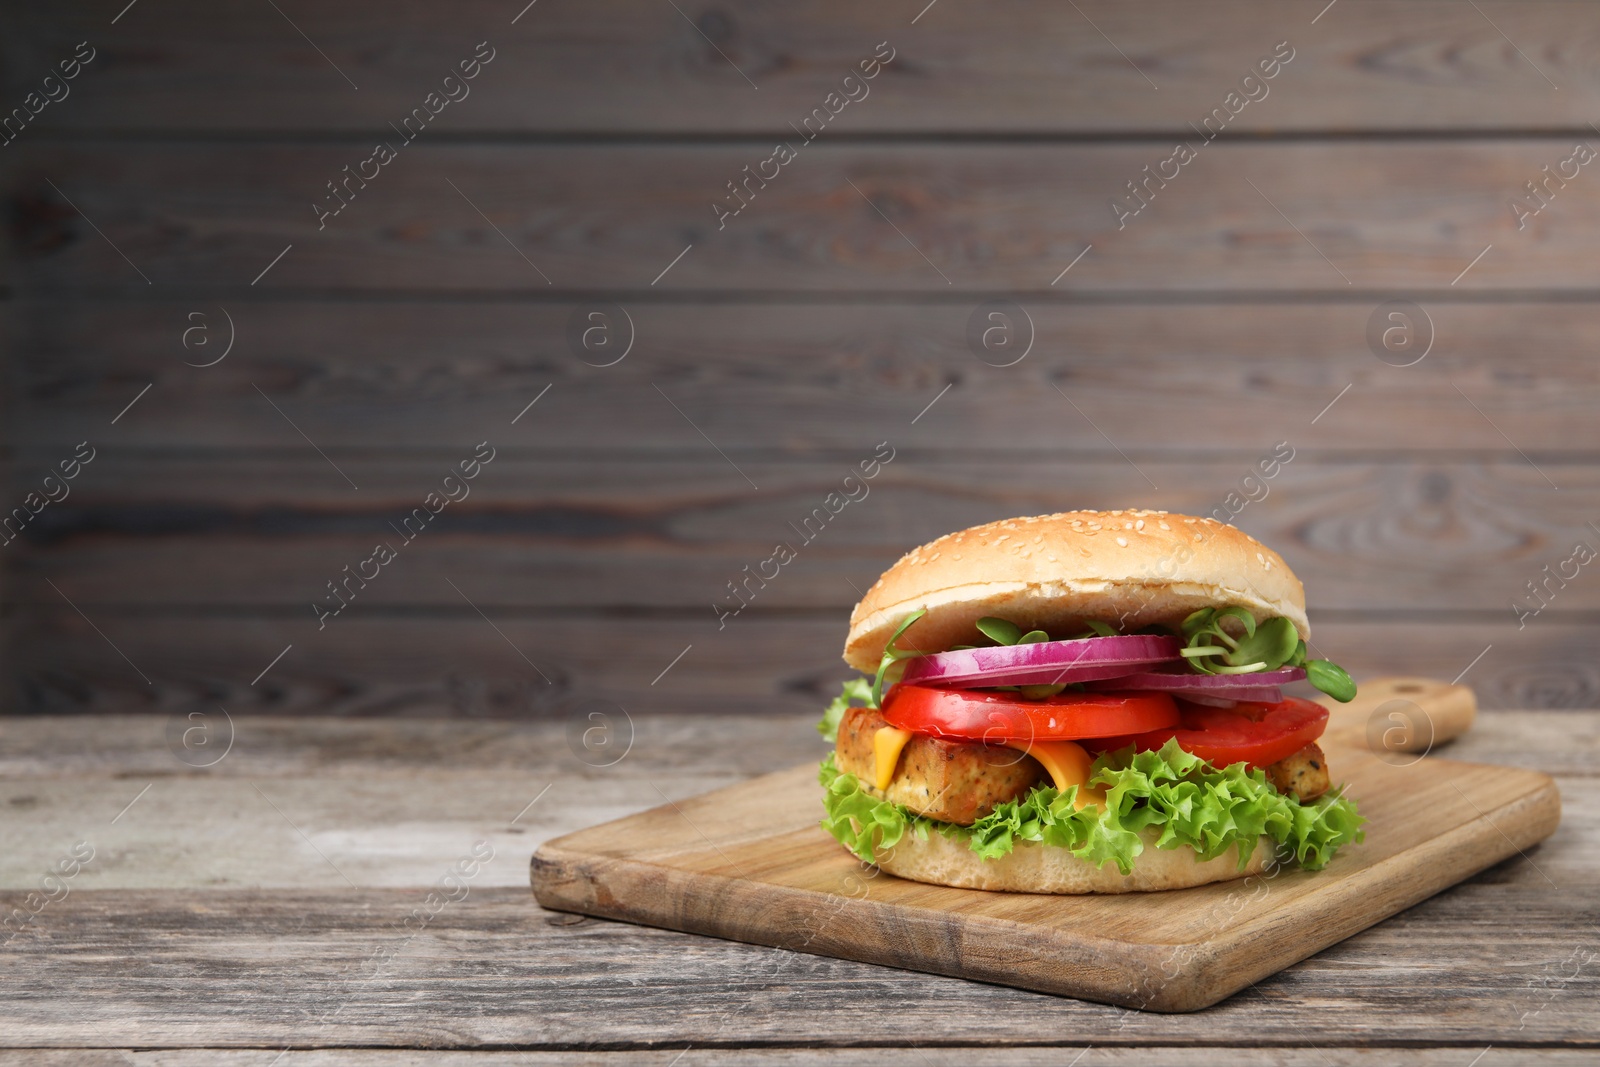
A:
3;1;1598;717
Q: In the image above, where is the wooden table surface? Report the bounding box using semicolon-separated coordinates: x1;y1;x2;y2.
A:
2;709;1596;1064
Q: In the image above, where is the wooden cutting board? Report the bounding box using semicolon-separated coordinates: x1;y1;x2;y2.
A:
531;678;1560;1011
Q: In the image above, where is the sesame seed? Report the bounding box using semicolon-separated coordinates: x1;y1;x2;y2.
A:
1116;537;1128;547
1158;521;1170;530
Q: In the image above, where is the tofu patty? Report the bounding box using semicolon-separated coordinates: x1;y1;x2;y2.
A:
835;704;1046;825
1266;741;1331;801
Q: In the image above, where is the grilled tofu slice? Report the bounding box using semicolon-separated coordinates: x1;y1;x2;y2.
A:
1266;741;1331;801
835;704;1046;825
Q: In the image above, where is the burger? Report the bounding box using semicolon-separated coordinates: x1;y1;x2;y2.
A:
817;510;1365;893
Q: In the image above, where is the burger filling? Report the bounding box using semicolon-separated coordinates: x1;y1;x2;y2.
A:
835;703;1049;824
818;610;1365;874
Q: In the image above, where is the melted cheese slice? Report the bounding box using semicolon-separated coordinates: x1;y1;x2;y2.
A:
872;726;914;791
1005;739;1105;809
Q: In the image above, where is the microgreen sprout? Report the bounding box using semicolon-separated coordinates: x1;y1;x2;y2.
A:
1305;659;1357;702
973;616;1114;646
1181;606;1357;701
871;609;928;707
974;617;1022;645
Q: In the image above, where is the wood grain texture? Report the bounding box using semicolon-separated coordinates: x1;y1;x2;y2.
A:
6;1053;1600;1067
6;615;1599;716
6;881;1597;1047
6;456;1596;615
2;712;1593;1047
2;714;1590;886
6;708;1594;781
12;300;1600;452
0;704;1576;895
9;141;1592;293
3;0;1596;1050
9;1;1600;134
11;1053;1600;1067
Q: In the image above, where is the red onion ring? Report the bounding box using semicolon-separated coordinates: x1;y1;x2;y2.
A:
900;634;1182;689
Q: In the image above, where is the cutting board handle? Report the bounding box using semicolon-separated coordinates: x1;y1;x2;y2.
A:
1320;675;1477;757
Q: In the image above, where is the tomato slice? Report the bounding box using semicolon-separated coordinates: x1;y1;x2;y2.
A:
1090;696;1329;768
880;683;1180;744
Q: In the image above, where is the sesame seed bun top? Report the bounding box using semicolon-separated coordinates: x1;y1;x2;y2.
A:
843;510;1307;673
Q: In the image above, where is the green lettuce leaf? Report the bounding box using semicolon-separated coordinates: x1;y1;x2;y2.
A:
818;738;1364;876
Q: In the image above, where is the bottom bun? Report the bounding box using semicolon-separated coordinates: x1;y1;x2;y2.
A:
871;827;1275;894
